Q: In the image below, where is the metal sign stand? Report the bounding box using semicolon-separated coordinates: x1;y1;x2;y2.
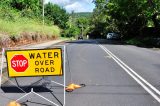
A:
43;45;66;105
0;48;5;88
16;88;59;106
0;46;66;106
14;77;64;106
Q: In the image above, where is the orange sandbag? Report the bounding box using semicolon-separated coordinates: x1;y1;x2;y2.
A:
7;101;21;106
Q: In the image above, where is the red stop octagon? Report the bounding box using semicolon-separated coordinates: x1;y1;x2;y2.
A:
11;55;28;72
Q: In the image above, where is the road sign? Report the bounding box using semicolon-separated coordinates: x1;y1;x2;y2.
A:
11;55;28;72
6;48;63;77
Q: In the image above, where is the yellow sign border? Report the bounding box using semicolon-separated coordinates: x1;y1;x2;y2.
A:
5;48;63;78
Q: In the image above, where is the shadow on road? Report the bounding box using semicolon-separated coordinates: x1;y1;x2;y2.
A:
1;85;52;93
66;39;160;49
66;39;126;45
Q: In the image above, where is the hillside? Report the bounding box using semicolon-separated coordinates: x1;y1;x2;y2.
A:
72;12;92;18
0;1;61;48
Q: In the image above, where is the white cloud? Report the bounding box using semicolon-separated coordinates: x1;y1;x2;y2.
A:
47;0;70;6
46;0;95;13
65;2;88;12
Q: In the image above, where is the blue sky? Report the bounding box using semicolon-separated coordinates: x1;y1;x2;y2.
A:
45;0;95;13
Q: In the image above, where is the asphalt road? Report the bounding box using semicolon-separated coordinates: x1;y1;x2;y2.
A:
0;39;160;106
64;39;160;106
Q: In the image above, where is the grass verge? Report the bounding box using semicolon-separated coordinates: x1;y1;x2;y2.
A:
0;18;60;38
126;37;160;48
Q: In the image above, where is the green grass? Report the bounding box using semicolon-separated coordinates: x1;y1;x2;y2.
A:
126;38;144;46
0;4;60;38
60;37;76;40
0;18;60;38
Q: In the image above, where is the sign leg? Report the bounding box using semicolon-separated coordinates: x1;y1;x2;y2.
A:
0;48;5;87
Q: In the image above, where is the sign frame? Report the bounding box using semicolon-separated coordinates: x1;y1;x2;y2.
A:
5;48;63;78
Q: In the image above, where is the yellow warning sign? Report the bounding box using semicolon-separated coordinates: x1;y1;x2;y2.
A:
6;48;63;77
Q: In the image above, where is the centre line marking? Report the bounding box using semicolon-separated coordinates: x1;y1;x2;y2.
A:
99;44;160;103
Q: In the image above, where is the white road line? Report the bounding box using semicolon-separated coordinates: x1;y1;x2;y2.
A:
99;44;160;96
99;44;160;103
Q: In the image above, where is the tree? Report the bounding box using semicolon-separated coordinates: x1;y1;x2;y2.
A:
63;12;91;38
146;0;160;27
63;26;80;37
44;3;69;29
76;17;89;36
91;0;160;39
90;0;110;38
4;0;42;18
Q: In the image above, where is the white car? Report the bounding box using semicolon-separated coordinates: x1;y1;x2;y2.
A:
106;33;120;40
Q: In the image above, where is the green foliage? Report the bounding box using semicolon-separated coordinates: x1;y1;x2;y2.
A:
45;3;69;29
0;4;19;21
76;17;89;28
0;18;60;37
125;37;160;47
126;38;143;46
63;12;91;38
0;0;90;38
0;1;60;38
0;0;69;29
1;0;42;18
72;12;92;18
91;0;160;39
62;26;80;37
